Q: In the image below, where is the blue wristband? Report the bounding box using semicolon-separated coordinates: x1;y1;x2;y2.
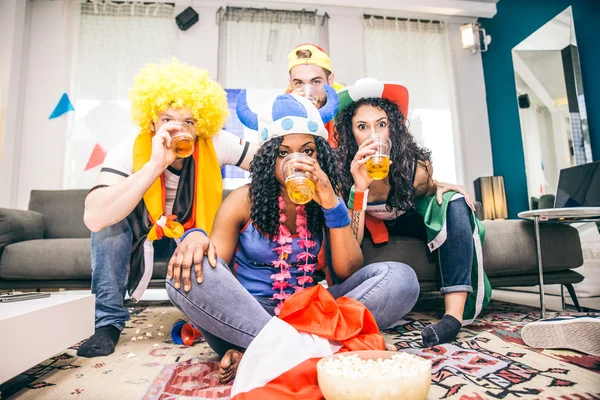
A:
322;197;351;228
180;228;208;242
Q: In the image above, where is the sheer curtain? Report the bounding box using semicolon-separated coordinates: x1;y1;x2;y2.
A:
217;7;329;89
363;17;459;184
519;106;549;200
65;1;178;189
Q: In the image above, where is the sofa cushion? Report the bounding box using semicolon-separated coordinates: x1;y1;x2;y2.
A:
28;190;90;239
361;219;582;284
362;236;438;282
153;261;168;279
490;270;584;288
0;238;170;281
0;239;92;280
0;208;44;256
482;220;582;276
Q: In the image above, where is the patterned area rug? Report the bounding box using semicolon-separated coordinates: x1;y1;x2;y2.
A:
2;297;599;400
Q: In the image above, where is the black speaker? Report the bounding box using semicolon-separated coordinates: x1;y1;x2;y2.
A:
176;7;198;31
518;93;530;109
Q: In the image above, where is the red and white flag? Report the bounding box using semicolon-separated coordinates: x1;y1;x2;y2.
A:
231;285;385;399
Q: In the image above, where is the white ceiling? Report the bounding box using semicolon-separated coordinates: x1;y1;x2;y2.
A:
514;6;576;51
512;6;578;113
517;50;567;101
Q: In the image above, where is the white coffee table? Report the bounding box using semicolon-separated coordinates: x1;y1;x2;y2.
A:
0;293;95;384
518;207;600;318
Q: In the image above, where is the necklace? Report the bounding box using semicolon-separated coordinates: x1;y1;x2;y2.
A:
271;196;317;315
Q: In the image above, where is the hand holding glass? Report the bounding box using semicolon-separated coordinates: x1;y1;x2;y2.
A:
281;153;315;204
303;84;319;108
366;137;391;180
171;125;195;159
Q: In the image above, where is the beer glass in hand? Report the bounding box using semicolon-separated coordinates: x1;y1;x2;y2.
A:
302;84;319;108
281;153;315;204
171;125;195;158
366;136;391;180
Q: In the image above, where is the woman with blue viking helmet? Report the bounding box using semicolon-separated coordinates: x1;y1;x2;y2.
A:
166;85;420;383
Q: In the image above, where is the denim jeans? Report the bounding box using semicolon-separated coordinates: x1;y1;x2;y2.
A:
438;198;473;295
91;217;174;330
166;259;419;357
384;197;473;295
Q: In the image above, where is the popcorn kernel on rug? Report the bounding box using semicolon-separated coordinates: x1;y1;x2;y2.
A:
3;298;600;400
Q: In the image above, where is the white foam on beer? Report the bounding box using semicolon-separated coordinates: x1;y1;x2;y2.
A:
319;353;430;380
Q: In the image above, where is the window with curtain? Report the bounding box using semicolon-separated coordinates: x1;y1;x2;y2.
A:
363;16;459;184
217;7;329;89
64;1;178;189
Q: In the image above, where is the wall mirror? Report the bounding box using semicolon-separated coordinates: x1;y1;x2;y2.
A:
512;6;592;207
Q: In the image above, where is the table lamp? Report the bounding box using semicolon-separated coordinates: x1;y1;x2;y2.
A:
474;176;508;220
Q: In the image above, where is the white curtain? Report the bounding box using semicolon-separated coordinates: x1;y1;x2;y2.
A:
363;17;458;184
218;7;329;89
519;106;549;200
65;1;178;189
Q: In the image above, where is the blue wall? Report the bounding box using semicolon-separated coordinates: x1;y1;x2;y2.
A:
481;0;600;217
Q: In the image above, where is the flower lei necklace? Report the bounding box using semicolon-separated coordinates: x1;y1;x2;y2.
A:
271;196;317;315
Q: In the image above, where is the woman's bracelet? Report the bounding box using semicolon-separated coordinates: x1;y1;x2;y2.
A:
180;228;208;242
347;185;369;211
322;197;351;228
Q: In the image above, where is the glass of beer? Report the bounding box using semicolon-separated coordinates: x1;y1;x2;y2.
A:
303;84;319;108
281;153;315;205
171;126;195;158
366;136;391;180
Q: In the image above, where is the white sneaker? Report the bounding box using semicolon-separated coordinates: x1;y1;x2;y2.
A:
521;315;600;356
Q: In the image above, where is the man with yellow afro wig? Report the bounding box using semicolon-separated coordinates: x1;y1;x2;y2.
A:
78;59;257;358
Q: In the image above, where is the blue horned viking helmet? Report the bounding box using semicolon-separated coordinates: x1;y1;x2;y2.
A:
236;84;339;146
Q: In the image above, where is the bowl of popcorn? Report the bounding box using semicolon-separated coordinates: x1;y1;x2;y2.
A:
317;350;431;400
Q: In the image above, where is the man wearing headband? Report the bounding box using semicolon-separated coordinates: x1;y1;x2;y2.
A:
287;43;343;146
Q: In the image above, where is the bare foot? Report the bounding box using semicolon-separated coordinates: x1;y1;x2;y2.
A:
385;342;397;351
219;349;244;383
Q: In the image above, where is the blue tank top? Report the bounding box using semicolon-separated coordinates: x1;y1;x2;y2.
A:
234;221;322;297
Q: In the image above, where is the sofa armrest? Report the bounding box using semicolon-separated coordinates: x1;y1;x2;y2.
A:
0;208;44;257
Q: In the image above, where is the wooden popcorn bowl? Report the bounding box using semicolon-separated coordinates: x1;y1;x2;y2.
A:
316;350;431;400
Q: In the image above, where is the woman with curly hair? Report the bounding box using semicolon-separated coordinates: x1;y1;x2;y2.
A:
334;78;491;348
78;59;257;358
166;85;419;383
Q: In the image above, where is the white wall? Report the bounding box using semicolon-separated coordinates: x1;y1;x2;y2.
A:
327;10;366;86
0;0;30;208
0;0;16;207
177;5;220;78
447;22;494;196
551;109;572;175
15;1;77;208
5;0;494;209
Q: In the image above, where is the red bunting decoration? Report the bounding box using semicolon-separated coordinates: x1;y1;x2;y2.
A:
84;143;107;171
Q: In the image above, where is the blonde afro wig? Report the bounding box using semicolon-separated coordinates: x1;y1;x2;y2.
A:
129;59;229;139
